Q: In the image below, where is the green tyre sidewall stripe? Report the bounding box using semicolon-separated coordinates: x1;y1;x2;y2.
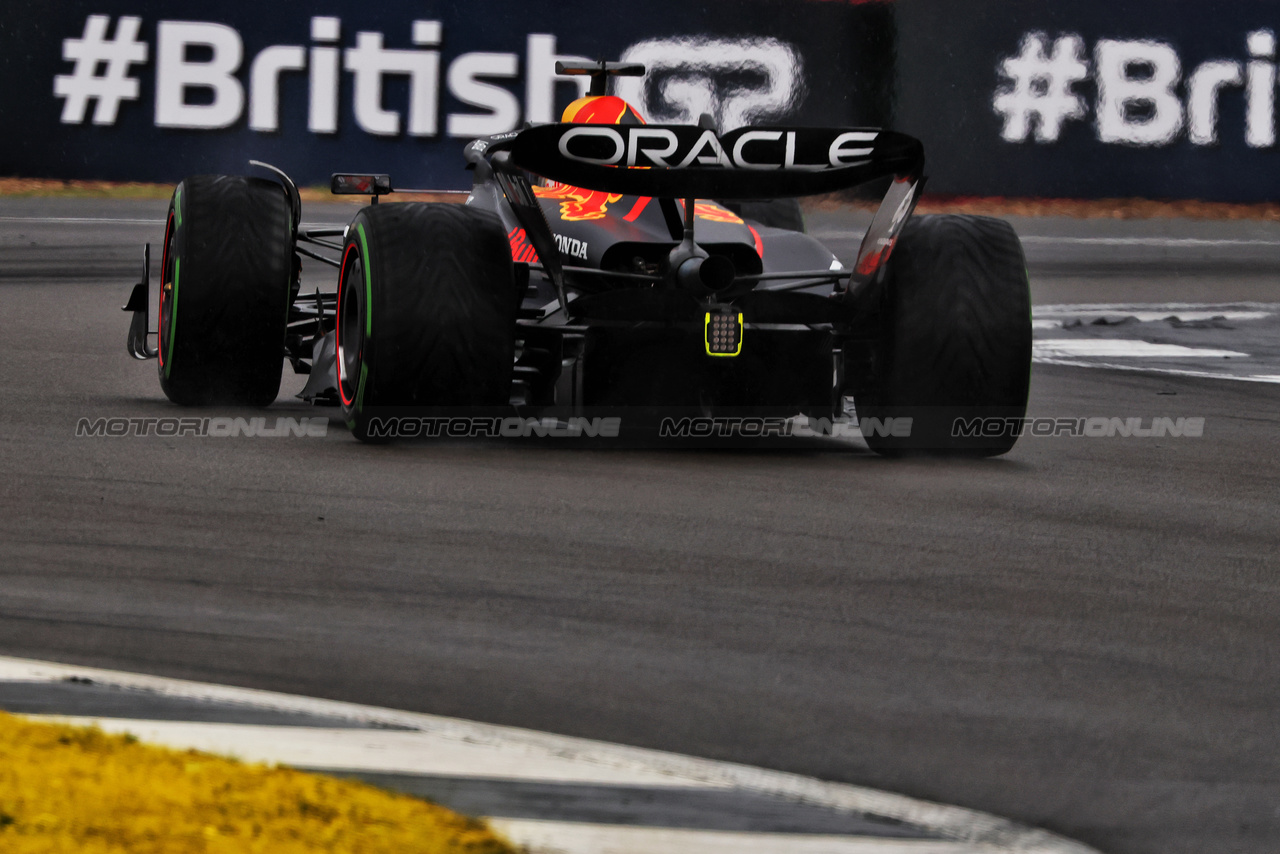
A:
345;220;374;429
358;222;372;339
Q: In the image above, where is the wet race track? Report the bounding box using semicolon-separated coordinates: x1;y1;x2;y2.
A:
1;197;1278;854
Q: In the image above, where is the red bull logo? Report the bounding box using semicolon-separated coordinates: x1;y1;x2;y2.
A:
691;201;743;223
530;187;745;225
533;181;623;221
528;95;645;222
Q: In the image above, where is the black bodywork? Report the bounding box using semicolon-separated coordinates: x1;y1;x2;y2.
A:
125;90;926;424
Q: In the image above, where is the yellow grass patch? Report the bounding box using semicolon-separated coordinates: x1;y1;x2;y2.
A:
0;711;514;854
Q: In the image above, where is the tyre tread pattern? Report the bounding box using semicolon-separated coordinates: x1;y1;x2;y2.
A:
856;214;1032;456
342;203;516;433
159;175;292;406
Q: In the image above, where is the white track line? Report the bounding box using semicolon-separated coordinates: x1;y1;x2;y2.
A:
1036;302;1280;313
811;232;1280;248
486;820;1010;854
1033;312;1271;329
1033;340;1248;358
1030;303;1279;381
0;216;348;227
0;655;1097;854
0;216;160;225
30;718;1002;854
28;717;712;788
1018;235;1280;248
1033;358;1280;384
1020;305;1273;330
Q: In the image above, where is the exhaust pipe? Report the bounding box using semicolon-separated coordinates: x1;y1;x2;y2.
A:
676;254;735;294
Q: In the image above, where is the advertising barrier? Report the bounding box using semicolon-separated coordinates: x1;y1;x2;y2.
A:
0;0;894;189
6;1;1280;202
894;0;1280;202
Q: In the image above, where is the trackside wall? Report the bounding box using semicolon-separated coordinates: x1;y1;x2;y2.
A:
894;0;1280;202
8;0;1280;202
0;0;894;188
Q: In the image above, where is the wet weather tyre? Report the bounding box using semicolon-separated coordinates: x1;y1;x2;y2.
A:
157;175;293;406
336;203;516;442
853;215;1031;457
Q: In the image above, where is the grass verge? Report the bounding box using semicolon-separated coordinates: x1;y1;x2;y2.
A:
806;192;1280;220
0;711;514;854
0;178;464;205
912;194;1280;220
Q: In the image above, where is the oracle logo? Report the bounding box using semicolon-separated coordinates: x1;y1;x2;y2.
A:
554;126;877;171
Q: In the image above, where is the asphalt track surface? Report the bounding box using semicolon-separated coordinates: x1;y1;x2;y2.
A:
2;197;1278;854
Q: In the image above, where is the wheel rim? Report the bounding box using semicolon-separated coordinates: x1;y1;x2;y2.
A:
337;245;365;408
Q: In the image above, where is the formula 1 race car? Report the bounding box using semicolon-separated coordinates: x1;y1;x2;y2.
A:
124;60;1031;455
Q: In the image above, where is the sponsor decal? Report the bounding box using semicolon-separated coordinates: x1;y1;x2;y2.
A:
995;29;1279;147
47;19;807;143
52;15;592;137
530;184;741;227
553;233;588;260
553;125;877;171
507;226;539;264
533;181;623;221
691;201;743;223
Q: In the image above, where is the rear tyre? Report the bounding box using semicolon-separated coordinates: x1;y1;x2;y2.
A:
157;175;293;406
853;214;1031;457
337;203;516;442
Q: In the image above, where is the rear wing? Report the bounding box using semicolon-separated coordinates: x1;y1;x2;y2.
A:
472;124;926;314
506;124;923;199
